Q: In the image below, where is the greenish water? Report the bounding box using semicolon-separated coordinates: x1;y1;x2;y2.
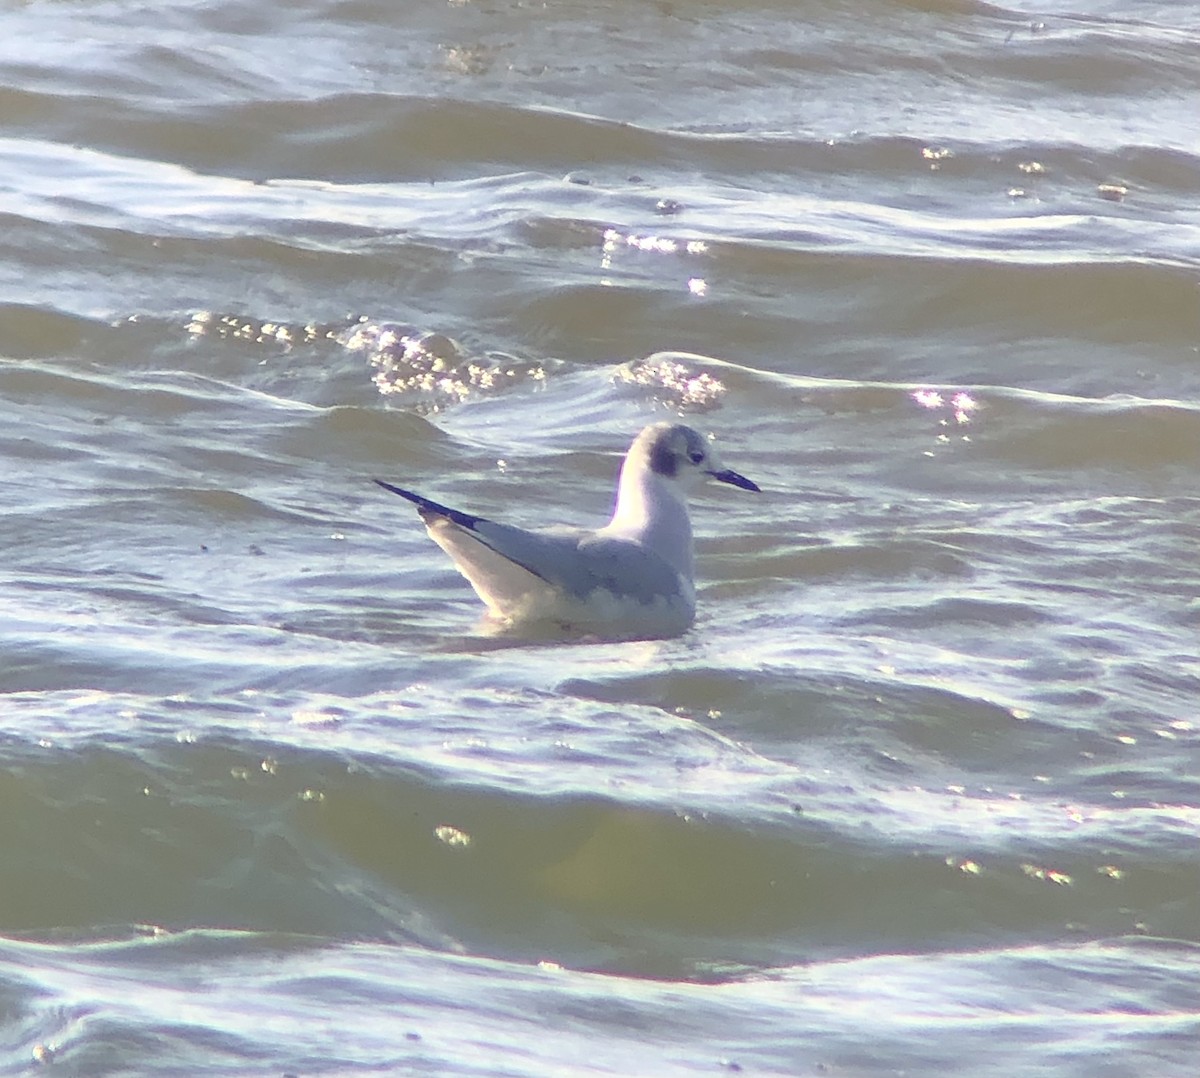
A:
2;0;1199;1074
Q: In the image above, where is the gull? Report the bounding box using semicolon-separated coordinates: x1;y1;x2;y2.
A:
374;422;760;638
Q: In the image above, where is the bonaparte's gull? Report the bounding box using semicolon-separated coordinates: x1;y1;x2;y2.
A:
375;422;760;637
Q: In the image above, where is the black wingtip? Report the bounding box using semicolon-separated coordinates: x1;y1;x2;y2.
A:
373;479;483;529
373;478;423;505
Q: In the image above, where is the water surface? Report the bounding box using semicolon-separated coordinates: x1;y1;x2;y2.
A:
2;0;1199;1075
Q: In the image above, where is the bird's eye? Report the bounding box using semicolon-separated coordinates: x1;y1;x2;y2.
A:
688;450;704;464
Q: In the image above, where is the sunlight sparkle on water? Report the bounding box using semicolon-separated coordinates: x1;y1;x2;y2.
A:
600;228;709;274
615;357;727;410
913;388;979;426
945;856;983;875
1021;863;1073;885
435;825;472;848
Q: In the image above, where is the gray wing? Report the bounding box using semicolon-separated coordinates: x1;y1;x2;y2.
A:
469;523;684;604
375;479;683;609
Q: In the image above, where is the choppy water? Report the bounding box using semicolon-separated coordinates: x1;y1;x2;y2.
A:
3;0;1200;1075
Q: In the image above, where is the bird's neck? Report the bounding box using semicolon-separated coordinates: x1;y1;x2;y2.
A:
606;468;694;580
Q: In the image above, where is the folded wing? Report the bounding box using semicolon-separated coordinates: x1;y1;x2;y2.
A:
375;479;686;620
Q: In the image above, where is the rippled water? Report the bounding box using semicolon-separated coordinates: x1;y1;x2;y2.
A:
3;0;1200;1075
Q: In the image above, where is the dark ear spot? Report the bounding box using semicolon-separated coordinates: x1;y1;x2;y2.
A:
649;438;678;478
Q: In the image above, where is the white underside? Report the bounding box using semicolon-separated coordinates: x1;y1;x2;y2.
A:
502;582;695;638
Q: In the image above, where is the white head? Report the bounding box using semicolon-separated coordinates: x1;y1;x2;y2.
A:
602;422;759;581
630;422;760;495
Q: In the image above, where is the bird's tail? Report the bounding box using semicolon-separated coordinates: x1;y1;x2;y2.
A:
373;479;483;530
